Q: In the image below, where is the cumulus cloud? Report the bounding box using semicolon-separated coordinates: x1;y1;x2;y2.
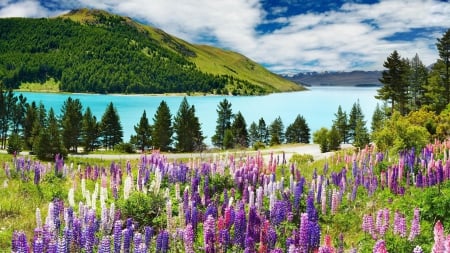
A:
1;0;450;73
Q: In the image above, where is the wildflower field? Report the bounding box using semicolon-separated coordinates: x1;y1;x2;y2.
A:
3;141;450;252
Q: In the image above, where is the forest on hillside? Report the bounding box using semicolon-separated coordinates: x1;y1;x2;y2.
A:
0;14;266;95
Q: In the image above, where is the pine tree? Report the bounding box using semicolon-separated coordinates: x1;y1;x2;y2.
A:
437;28;450;104
34;108;66;160
257;117;269;145
132;110;152;152
371;103;386;133
353;117;370;149
248;122;259;147
100;102;123;150
60;97;83;152
81;107;99;152
173;97;204;152
269;116;284;146
328;125;341;151
332;106;348;143
212;98;233;149
285;114;310;144
407;54;428;111
231;111;248;148
348;101;364;143
152;100;173;151
23;101;37;149
376;50;408;115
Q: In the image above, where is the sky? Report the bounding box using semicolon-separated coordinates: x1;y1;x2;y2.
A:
0;0;449;74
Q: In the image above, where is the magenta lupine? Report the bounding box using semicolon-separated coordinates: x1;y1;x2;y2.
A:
409;208;421;241
373;239;388;253
432;220;445;253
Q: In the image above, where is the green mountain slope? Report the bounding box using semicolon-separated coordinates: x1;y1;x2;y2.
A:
0;8;303;95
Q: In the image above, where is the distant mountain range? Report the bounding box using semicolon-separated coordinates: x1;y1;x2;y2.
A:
284;70;382;87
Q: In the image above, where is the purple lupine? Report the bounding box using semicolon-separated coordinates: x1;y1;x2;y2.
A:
133;232;143;253
219;228;230;251
298;213;309;252
98;236;111;253
309;220;321;251
270;249;283;253
244;236;255;253
113;220;122;253
267;225;277;250
204;215;216;253
12;231;30;253
294;179;304;212
362;214;375;238
409;208;421;241
161;230;169;253
144;226;154;249
184;223;195;253
33;237;44;253
393;211;407;238
122;228;131;253
306;193;318;222
234;207;246;248
247;206;261;244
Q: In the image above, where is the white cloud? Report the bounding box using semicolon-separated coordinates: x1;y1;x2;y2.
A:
1;0;450;73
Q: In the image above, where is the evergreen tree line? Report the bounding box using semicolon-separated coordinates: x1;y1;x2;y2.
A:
0;15;265;95
211;98;311;150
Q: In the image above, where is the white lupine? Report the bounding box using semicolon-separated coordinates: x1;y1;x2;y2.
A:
166;200;172;231
91;183;98;210
36;208;42;229
81;178;87;199
290;174;295;193
321;183;327;215
100;185;108;207
175;183;180;201
124;175;133;200
45;202;55;232
248;186;254;207
68;187;75;207
85;190;91;208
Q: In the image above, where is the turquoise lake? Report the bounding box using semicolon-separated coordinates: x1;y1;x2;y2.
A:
16;86;379;146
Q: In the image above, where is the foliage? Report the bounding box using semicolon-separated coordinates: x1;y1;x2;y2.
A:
6;132;23;154
114;142;136;153
81;107;100;152
118;191;166;229
60;97;83;152
269;116;284;146
231;111;249;148
289;153;314;165
332;106;348;144
313;127;329;153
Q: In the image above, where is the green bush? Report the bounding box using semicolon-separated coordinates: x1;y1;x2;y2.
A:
114;142;136;153
118;191;166;229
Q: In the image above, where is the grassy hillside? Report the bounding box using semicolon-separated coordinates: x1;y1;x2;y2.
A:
0;8;303;95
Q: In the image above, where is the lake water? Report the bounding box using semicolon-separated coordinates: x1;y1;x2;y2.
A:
16;86;379;146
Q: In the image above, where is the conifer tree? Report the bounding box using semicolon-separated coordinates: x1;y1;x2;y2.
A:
152;100;173;151
60;97;83;152
81;107;99;152
212;98;233;149
285;114;310;144
100;102;123;150
173;97;204;152
348;101;364;143
132;110;152;152
332;106;348;143
23;101;37;149
269;116;284;146
248;122;259;147
258;118;269;145
376;50;408;115
231;111;248;148
371;103;386;133
437;28;450;103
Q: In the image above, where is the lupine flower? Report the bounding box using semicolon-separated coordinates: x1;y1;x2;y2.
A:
113;220;122;253
234;207;247;248
204;215;216;253
413;245;423;253
373;239;388;253
184;223;195;253
144;226;154;249
362;214;375;238
409;208;420;241
393;211;406;238
12;231;30;253
98;236;110;253
298;213;309;252
432;220;445;253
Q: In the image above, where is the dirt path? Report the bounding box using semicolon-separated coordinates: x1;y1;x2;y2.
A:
67;143;353;162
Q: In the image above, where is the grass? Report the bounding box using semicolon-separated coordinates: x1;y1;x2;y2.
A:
18;78;60;92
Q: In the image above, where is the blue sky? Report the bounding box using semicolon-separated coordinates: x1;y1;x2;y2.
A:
0;0;449;74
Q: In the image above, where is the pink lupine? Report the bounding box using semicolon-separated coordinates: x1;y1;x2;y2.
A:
432;220;445;253
373;239;388;253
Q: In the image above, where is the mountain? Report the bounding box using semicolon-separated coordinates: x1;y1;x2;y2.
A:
285;70;382;87
0;8;303;95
